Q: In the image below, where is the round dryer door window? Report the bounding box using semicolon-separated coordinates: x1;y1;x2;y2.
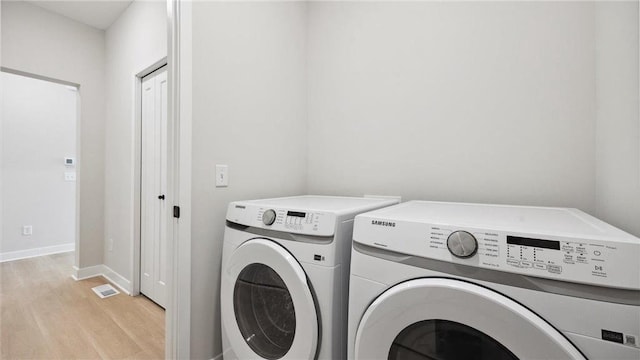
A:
355;278;586;360
389;319;517;360
221;238;319;360
234;263;296;359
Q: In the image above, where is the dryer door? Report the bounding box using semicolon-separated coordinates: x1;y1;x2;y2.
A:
355;278;586;360
221;238;318;360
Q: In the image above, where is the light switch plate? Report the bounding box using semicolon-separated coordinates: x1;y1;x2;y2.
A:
215;165;228;187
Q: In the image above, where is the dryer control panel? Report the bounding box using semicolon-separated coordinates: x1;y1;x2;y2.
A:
427;227;637;288
226;204;336;236
353;201;640;290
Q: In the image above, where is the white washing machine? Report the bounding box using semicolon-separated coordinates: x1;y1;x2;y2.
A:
221;195;399;360
348;201;640;360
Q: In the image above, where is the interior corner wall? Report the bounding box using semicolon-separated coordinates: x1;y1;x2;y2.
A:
306;1;597;213
104;0;167;288
1;1;105;268
594;2;640;237
191;2;308;358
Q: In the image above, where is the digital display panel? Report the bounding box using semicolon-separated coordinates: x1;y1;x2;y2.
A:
507;236;560;250
287;211;306;218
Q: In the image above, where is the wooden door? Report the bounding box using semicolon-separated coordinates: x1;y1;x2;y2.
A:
141;66;168;308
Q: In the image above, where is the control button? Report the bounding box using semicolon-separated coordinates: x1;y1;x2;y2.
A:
447;231;478;258
534;263;547;270
507;259;520;267
520;261;532;268
262;209;277;226
548;265;562;274
594;250;602;256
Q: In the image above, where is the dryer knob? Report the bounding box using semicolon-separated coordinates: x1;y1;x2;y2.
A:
262;209;277;226
447;231;478;258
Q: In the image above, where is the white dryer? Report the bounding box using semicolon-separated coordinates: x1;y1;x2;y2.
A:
221;195;399;360
348;201;640;360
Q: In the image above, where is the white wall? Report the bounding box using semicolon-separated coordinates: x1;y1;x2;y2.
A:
104;0;167;288
1;1;105;268
186;1;638;357
1;72;77;260
191;2;307;358
307;1;597;213
594;2;640;237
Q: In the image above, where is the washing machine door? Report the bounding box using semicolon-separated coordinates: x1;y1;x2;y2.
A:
221;238;318;360
355;278;586;360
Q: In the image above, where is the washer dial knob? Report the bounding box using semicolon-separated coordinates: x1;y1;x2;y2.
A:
447;231;478;258
262;209;277;226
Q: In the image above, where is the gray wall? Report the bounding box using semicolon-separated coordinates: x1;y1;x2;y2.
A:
104;0;167;287
307;1;597;213
594;2;640;237
1;72;77;257
191;2;308;358
1;1;105;268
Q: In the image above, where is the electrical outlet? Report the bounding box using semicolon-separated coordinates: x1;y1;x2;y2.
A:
22;225;33;236
64;172;76;181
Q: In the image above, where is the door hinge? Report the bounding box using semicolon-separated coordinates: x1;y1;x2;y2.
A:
173;206;180;219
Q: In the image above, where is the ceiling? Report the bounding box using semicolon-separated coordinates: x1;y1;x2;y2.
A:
26;0;134;30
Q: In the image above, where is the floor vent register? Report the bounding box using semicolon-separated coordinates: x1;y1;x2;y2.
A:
91;284;120;299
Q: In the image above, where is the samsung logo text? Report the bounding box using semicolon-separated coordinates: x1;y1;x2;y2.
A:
371;220;396;227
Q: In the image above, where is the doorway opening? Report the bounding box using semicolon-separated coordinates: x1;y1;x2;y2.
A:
0;69;79;264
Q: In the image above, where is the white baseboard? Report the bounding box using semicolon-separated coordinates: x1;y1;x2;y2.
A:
0;243;75;263
71;264;103;280
102;265;132;295
72;264;132;295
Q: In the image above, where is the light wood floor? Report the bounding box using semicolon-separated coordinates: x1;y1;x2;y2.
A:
0;252;165;359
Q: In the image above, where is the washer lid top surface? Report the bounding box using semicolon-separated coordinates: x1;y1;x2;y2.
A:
226;195;399;236
358;200;637;242
238;195;399;215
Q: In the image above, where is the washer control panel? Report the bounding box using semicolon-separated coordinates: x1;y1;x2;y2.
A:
435;227;638;289
227;204;336;236
356;220;639;289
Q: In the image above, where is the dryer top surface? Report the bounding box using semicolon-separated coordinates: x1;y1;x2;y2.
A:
237;195;399;215
361;200;638;243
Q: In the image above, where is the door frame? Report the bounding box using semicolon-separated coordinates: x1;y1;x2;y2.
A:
167;0;193;358
132;58;167;298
